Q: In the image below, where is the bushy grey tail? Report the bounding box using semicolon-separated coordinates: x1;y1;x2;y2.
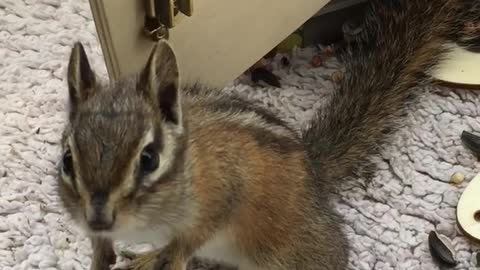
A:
302;0;479;185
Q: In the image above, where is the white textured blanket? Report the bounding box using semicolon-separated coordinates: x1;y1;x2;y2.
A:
1;0;479;269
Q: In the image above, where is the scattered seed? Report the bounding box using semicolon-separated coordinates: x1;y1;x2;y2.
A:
251;67;281;88
322;46;334;57
36;128;40;134
461;131;480;160
281;57;290;67
311;55;323;67
450;172;465;185
331;71;344;83
428;230;457;267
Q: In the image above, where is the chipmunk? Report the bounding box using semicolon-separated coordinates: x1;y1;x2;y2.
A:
56;0;479;269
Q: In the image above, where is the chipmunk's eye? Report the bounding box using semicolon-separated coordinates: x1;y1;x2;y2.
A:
140;144;159;173
62;149;73;176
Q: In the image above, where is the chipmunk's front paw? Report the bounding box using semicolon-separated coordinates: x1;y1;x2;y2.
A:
114;249;174;270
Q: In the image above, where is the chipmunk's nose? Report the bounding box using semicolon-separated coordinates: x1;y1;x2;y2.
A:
87;191;115;231
88;215;115;231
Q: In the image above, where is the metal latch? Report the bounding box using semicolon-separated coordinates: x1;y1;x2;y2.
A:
144;0;193;41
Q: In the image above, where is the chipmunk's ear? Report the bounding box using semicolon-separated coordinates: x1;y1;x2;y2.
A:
67;42;96;110
139;40;182;125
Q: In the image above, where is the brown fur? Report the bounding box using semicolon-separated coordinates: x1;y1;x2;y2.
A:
90;237;116;270
56;1;479;270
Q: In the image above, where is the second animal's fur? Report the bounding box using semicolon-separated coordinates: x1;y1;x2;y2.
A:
57;1;479;269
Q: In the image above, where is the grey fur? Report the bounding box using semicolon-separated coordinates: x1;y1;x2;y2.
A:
303;0;479;185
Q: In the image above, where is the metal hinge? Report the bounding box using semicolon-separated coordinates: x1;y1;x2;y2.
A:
144;0;193;41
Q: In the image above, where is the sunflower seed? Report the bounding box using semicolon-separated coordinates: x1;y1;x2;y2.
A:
461;131;480;160
428;230;457;267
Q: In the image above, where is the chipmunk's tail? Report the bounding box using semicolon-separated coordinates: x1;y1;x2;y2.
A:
302;0;480;185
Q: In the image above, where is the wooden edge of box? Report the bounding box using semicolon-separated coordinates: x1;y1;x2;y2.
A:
88;0;120;81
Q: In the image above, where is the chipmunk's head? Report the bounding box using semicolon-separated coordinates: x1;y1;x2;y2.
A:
58;41;191;236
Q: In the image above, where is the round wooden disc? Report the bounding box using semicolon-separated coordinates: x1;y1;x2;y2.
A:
430;43;480;87
456;173;480;242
